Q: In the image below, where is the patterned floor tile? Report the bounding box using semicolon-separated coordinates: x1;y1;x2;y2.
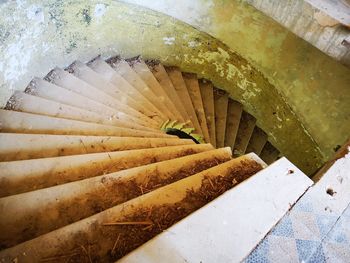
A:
290;211;321;241
267;236;299;263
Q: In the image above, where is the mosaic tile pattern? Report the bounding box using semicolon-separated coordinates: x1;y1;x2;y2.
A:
245;197;350;263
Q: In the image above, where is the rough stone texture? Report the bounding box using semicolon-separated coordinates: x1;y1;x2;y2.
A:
0;0;337;175
123;0;350;164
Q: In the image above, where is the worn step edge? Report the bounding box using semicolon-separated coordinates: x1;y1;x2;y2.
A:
0;153;265;262
25;78;157;129
6;91;159;132
68;61;161;127
0;133;194;161
119;157;313;263
0;144;214;197
106;58;172;123
183;73;210;143
0;148;232;247
129;59;179;121
199;80;216;147
0;110;172;138
246;126;268;156
214;88;229;148
87;57;165;124
233;111;257;155
166;67;203;136
45;67;159;129
147;62;190;124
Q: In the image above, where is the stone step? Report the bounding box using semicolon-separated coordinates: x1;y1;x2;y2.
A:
6;91;158;132
0;144;214;197
45;67;158;128
106;58;173;122
246;126;268;155
67;61;159;127
259;141;280;164
0;153;265;262
225;99;243;149
0;148;232;248
166;67;203;135
129;59;180;121
87;57;165;124
0;110;172;138
0;133;193;161
183;73;210;143
148;62;190;124
199;80;216;147
24;78;155;128
233;111;257;156
120;157;312;263
214;88;229;148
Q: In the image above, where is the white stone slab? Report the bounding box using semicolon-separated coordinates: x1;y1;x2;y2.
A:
118;157;313;263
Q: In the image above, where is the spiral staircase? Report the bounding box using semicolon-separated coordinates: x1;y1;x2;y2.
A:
0;55;289;261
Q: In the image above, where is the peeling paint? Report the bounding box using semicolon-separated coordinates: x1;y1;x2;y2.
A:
163;36;175;45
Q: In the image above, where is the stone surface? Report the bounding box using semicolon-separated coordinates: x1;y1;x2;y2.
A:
119;157;313;262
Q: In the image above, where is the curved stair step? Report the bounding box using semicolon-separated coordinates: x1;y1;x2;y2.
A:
246;126;268;155
67;61;161;125
199;79;216;147
25;78;154;128
0;110;170;138
128;58;180;121
0;148;232;248
259;141;280;164
183;73;210;143
87;57;165;123
214;88;229;148
6;91;158;132
45;67;158;128
225;99;243;149
233;111;257;156
106;58;172;122
166;66;203;136
0;133;193;161
0;154;265;262
147;62;190;124
0;144;214;197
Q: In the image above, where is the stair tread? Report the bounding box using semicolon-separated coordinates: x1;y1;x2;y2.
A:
0;154;264;262
259;141;280;164
166;67;203;136
107;58;171;122
246;126;268;155
87;57;164;124
0;144;214;197
129;59;179;121
6;91;158;132
45;67;158;128
25;78;152;127
0;148;232;248
148;62;190;124
214;88;229;148
224;99;243;149
233;111;257;156
120;158;312;263
0;133;193;161
67;61;159;127
199;80;216;147
0;109;171;138
183;73;210;143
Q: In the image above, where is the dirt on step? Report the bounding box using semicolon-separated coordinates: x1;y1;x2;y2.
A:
42;160;262;262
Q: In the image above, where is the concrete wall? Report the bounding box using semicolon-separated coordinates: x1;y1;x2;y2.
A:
123;0;350;160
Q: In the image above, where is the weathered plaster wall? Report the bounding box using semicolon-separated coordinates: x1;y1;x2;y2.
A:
0;0;325;174
123;0;350;160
